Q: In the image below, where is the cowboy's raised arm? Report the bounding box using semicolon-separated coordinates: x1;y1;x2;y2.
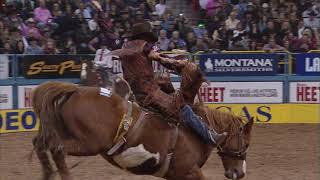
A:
91;0;113;34
149;50;188;73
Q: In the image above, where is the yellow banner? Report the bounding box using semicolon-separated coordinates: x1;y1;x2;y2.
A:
207;104;320;123
0;104;319;134
0;109;39;133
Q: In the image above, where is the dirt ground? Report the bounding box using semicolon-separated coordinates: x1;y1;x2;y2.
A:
0;124;319;180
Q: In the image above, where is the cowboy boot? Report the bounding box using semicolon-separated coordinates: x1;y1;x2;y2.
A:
181;105;227;145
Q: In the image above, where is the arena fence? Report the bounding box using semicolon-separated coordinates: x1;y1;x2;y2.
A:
0;52;319;132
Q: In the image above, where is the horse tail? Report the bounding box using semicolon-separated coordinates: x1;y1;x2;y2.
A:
32;81;78;151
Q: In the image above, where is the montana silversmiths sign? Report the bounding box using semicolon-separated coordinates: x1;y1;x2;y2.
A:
199;53;278;76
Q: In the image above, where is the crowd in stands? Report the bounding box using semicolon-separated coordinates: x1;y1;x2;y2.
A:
0;0;319;55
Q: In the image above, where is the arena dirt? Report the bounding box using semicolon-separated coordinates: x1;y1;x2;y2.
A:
0;124;319;180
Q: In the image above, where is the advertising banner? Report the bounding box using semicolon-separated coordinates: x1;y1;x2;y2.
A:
290;82;320;103
0;55;9;79
1;103;318;134
0;109;39;133
295;53;320;76
18;85;38;108
172;81;283;103
0;86;13;110
208;104;320;123
21;55;94;78
199;53;278;76
198;82;283;103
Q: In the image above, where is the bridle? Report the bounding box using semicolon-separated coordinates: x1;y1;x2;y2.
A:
203;108;248;160
217;126;248;160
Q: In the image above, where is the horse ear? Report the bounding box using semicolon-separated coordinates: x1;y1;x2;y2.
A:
244;117;254;134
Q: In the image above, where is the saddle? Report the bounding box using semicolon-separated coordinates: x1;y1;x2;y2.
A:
105;99;179;177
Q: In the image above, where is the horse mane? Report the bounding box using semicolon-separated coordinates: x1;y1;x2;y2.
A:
194;103;245;135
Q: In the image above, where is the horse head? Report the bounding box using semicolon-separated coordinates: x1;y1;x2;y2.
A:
203;108;254;180
218;117;254;180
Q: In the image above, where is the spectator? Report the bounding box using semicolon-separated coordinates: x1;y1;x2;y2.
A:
14;40;25;54
24;37;43;54
21;18;42;40
167;40;178;51
93;40;112;68
157;29;170;51
248;22;260;40
155;0;166;16
262;20;278;38
262;37;285;53
279;21;292;40
228;36;249;51
297;20;306;39
190;38;208;52
61;37;77;54
51;3;61;17
0;41;14;54
225;10;240;30
193;22;208;39
74;2;92;22
170;31;186;49
0;0;313;54
43;39;59;54
89;13;99;32
33;0;53;28
185;31;197;52
302;5;320;29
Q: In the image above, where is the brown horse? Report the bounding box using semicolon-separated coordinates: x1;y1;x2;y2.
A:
32;81;253;180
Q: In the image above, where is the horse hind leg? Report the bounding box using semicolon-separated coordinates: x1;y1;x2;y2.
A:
32;136;54;180
50;146;73;180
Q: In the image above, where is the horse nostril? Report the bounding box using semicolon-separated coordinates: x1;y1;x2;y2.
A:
225;170;233;179
234;169;245;179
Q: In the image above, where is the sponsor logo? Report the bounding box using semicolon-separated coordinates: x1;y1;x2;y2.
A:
305;57;320;72
199;87;225;102
296;83;320;102
204;58;274;72
0;93;8;104
208;104;320;123
27;60;81;75
0;109;39;133
213;105;272;123
229;88;278;97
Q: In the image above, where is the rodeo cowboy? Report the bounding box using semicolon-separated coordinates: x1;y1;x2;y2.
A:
91;0;227;146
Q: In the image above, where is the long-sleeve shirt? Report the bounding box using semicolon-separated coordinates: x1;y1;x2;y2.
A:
97;11;120;50
34;7;52;24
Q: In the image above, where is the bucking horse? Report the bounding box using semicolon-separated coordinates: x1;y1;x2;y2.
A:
32;60;253;180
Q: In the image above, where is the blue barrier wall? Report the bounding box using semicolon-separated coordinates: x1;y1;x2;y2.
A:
0;53;319;108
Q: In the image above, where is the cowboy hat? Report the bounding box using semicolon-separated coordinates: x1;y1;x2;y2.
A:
122;22;158;42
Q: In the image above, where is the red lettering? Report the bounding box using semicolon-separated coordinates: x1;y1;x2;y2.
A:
207;87;212;102
305;87;311;101
311;86;318;102
296;86;304;101
213;87;219;102
199;88;206;102
220;87;225;102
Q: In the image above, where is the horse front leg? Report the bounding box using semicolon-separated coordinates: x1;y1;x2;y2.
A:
33;137;54;180
167;165;206;180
